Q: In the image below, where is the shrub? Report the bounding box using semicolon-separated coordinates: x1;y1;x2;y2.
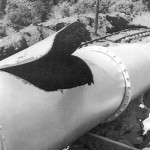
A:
99;0;116;13
69;0;117;15
70;0;95;15
0;0;7;18
5;0;32;29
5;0;50;30
52;0;118;18
142;0;150;10
110;0;147;15
52;0;96;18
0;18;16;37
3;0;150;30
52;1;71;18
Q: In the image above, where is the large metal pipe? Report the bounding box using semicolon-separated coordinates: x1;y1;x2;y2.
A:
0;30;150;150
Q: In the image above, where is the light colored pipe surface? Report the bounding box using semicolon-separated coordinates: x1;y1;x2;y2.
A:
0;38;150;150
0;47;125;150
106;43;150;99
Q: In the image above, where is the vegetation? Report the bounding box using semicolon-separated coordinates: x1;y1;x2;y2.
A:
0;0;149;33
4;0;51;30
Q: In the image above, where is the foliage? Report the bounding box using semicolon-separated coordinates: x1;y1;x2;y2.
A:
99;0;116;13
132;12;150;27
5;0;51;30
0;0;7;18
70;0;95;14
52;0;146;19
142;0;150;10
110;0;147;15
52;0;96;18
0;0;150;30
52;1;71;18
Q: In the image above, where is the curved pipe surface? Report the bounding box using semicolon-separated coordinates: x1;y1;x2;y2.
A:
0;32;150;149
0;49;125;150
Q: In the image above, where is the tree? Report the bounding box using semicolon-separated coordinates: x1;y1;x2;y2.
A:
94;0;99;34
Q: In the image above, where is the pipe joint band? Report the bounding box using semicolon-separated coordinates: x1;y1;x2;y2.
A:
92;48;132;122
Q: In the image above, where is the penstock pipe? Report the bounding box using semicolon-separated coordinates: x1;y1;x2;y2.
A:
0;32;150;150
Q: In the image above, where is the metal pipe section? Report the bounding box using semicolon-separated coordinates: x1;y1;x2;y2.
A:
106;43;150;99
0;37;150;149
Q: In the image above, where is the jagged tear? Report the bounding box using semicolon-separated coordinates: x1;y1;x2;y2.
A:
1;22;93;91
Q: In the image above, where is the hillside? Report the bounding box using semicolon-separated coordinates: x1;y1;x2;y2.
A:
0;0;149;36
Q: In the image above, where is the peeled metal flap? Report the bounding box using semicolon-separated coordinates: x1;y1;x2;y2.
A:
0;32;57;69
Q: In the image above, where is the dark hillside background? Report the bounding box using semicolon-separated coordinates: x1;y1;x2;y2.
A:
0;0;149;32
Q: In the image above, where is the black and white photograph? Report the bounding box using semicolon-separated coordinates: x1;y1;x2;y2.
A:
0;0;150;150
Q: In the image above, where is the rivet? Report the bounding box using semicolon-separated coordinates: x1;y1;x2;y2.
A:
127;91;131;94
108;118;111;121
133;35;136;39
124;100;129;105
127;87;131;90
115;114;118;117
120;108;124;112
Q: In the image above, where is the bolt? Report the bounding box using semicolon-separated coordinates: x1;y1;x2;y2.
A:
120;108;124;112
115;114;118;117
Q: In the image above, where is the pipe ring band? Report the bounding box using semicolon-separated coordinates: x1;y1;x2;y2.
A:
92;48;132;122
